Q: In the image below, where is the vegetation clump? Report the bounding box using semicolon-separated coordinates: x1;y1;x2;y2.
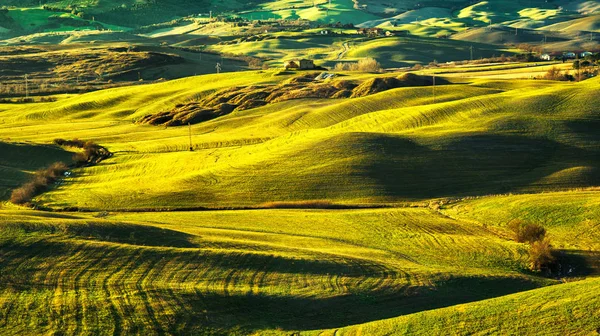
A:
10;139;112;205
508;220;556;272
10;162;68;205
508;219;546;243
334;57;382;72
54;138;112;166
529;238;555;272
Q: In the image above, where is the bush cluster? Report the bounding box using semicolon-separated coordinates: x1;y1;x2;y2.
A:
508;220;546;243
543;67;574;81
508;219;555;272
54;139;112;166
10;163;68;205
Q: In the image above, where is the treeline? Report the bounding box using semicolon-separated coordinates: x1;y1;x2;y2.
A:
10;139;112;206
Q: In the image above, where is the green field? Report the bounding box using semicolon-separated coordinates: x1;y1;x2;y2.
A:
1;0;600;332
0;62;599;334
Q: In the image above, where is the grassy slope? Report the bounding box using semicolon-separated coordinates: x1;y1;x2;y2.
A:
208;35;514;68
0;207;557;335
0;66;599;334
314;276;600;335
0;72;599;209
443;191;600;252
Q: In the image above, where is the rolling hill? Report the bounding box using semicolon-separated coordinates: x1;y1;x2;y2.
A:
1;0;600;334
0;57;599;334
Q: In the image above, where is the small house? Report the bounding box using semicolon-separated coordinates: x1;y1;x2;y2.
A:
320;29;330;35
564;52;576;59
385;31;395;37
299;59;315;69
540;54;551;61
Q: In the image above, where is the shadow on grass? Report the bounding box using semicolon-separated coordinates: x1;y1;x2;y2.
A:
553;250;600;277
0;221;198;248
356;133;599;199
173;276;543;334
0;236;548;335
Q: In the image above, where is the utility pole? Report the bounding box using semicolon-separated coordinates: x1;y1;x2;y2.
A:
515;27;518;36
24;74;29;99
432;72;436;104
188;122;193;151
470;45;473;61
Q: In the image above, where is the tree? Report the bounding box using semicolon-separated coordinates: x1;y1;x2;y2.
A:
529;238;555;272
508;220;546;243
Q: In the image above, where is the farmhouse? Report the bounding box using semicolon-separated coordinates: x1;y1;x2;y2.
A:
284;59;316;70
540;54;551;61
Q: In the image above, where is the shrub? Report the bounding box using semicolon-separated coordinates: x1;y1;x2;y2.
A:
529;238;555;272
10;162;68;205
356;57;381;72
55;138;111;166
334;58;381;72
543;67;571;81
508;220;546;243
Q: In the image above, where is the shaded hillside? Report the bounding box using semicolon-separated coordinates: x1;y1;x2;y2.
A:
0;45;249;98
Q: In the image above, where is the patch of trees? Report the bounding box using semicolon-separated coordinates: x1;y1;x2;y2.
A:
53;139;112;166
508;220;555;272
543;66;574;81
10;139;112;206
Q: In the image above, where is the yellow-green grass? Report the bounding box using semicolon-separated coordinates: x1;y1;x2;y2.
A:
207;35;514;69
0;207;557;334
0;65;599;334
455;1;564;26
0;72;599;210
343;37;515;67
443;191;600;252
6;8;127;33
541;14;600;33
434;62;574;79
313;276;600;335
238;0;380;24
